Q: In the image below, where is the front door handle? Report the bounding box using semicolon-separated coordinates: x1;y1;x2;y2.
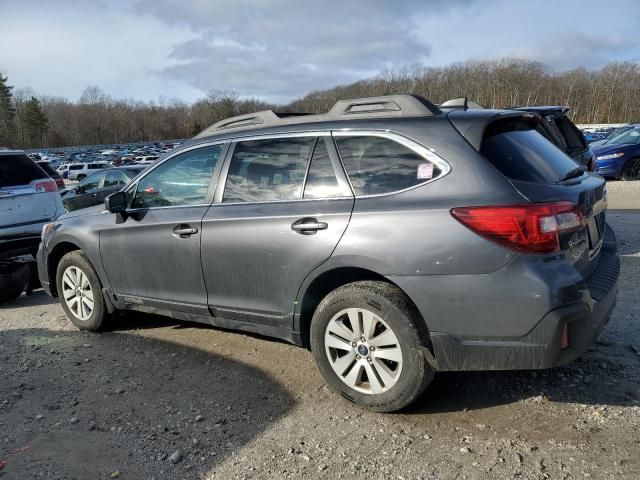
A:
291;218;328;235
172;224;198;238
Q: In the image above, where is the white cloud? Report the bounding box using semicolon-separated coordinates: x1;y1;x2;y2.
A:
0;0;638;103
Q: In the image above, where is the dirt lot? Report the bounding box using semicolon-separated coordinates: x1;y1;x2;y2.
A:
1;182;639;480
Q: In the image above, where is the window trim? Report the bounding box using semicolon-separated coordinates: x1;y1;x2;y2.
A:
124;141;229;212
331;129;451;198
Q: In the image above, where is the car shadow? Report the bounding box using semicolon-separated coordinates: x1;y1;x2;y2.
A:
0;327;295;479
0;289;57;309
403;339;639;416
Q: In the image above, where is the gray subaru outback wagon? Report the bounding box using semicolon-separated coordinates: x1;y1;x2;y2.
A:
38;95;619;412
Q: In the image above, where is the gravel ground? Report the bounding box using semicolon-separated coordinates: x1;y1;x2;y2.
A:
1;185;639;479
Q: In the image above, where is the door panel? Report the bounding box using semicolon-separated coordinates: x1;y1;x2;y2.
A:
201;198;353;321
98;144;226;309
201;135;354;324
99;207;209;308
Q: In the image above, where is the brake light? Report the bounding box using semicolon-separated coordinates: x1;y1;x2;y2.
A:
55;178;65;188
451;202;583;254
34;180;58;192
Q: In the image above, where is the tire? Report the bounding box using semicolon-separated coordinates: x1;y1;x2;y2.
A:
56;251;108;331
0;282;25;304
0;265;30;304
310;281;434;412
620;158;640;181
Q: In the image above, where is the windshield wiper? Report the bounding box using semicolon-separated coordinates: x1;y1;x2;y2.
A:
559;166;586;182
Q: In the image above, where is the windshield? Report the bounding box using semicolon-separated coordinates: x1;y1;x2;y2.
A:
604;129;640;145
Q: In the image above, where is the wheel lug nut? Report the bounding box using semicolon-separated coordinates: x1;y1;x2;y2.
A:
351;342;357;347
356;354;361;360
367;357;372;363
370;346;375;351
361;337;365;342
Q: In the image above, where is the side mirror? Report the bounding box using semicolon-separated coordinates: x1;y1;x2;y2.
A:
75;185;85;193
105;191;127;214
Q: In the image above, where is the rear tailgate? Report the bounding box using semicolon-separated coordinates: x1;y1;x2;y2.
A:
472;115;608;279
0;153;60;230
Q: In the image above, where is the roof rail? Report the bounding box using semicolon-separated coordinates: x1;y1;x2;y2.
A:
195;94;440;138
439;97;484;111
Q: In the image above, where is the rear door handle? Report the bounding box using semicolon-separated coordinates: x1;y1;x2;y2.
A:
172;224;198;238
291;218;328;235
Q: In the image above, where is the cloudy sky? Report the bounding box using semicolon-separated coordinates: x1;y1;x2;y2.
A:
1;0;638;104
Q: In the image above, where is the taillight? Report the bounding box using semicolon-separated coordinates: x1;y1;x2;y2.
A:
451;202;583;254
55;178;65;188
34;180;58;192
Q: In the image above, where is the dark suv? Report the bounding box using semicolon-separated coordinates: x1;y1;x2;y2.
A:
37;95;619;411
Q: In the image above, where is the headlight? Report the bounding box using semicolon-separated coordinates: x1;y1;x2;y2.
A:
41;223;58;240
596;152;624;161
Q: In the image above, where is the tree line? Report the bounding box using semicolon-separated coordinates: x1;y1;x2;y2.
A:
1;59;639;149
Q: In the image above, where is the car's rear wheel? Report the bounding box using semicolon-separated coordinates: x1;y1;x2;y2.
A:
621;158;640;181
310;281;434;412
56;251;108;331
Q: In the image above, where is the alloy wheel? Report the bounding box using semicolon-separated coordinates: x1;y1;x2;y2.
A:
324;307;403;394
61;265;94;321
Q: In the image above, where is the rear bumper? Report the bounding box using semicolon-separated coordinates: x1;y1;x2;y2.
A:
395;225;620;372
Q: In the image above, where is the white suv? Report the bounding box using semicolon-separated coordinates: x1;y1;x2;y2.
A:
68;162;111;181
1;149;64;302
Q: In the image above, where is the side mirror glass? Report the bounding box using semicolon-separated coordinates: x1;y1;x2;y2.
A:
105;191;127;214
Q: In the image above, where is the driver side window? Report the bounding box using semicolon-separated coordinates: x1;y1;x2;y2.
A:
131;145;222;209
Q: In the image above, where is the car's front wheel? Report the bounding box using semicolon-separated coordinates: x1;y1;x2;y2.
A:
621;158;640;181
56;251;108;331
310;281;434;412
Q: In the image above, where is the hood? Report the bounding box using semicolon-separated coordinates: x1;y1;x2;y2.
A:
59;204;106;220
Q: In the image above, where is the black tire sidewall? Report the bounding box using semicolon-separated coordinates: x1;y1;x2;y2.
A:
621;159;640;181
56;251;106;330
310;281;433;412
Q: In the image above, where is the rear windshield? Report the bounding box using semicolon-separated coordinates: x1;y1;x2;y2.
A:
0;154;48;188
481;120;581;183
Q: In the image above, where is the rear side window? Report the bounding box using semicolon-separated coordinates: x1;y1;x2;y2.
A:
0;154;47;188
335;136;442;196
481;121;581;183
223;137;315;203
69;165;84;170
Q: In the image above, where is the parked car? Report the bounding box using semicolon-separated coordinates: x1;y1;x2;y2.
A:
589;125;635;147
38;95;619;411
67;161;111;181
511;106;596;171
36;160;65;189
592;126;640;180
61;166;144;211
1;150;64;303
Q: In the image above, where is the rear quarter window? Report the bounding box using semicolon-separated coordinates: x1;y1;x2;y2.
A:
335;135;443;196
0;154;48;188
480;120;581;183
